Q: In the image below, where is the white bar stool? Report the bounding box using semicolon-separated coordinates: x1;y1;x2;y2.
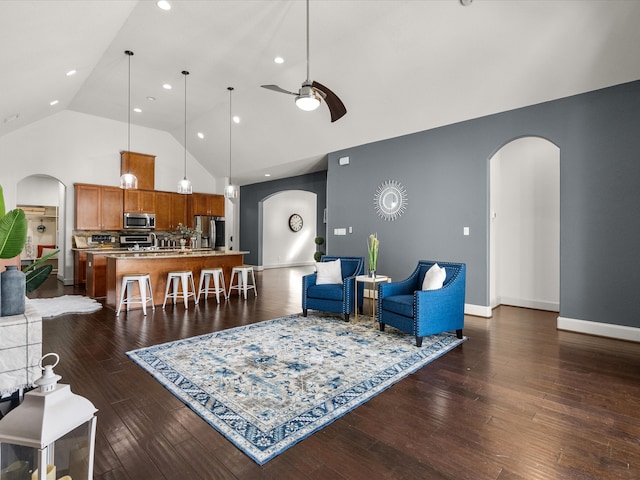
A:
162;270;198;309
228;265;257;300
198;267;227;303
116;273;154;316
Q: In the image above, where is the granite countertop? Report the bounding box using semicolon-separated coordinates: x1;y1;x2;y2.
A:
102;249;246;259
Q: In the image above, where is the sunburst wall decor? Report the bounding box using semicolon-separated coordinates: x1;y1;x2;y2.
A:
374;180;407;221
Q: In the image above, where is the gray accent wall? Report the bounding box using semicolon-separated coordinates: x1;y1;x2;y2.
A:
238;80;640;329
325;80;640;329
240;171;327;266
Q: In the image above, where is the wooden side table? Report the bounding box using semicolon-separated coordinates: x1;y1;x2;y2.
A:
355;274;391;322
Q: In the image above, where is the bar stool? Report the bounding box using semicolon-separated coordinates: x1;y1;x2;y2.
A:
228;265;257;300
116;273;154;316
198;267;227;303
162;270;198;309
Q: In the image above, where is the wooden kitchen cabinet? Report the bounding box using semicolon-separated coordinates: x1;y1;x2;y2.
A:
121;151;155;190
189;193;224;218
124;189;155;213
74;250;87;285
75;184;123;230
155;191;187;230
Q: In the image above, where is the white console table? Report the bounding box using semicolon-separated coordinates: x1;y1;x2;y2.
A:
0;300;42;397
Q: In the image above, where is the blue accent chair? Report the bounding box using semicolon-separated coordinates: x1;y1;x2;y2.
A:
302;256;364;321
377;260;466;347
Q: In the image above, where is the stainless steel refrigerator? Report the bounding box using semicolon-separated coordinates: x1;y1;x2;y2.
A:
194;216;225;250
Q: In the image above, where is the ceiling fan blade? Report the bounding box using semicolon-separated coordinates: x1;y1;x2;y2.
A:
261;84;298;96
311;81;347;122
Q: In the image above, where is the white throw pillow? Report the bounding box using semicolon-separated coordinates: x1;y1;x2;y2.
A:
315;259;343;285
422;263;446;290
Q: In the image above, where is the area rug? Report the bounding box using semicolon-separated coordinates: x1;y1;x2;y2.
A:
28;295;102;318
126;313;466;465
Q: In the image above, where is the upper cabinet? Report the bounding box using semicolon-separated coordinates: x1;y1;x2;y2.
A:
75;184;123;230
123;189;155;213
155;191;187;231
189;193;224;218
121;151;155;190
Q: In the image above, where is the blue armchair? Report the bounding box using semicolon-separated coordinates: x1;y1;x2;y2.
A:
377;260;466;347
302;256;364;321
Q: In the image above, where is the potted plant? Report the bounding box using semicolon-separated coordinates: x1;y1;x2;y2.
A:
367;233;379;278
314;236;325;262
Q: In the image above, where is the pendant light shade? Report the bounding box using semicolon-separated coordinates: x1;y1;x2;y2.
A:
224;86;238;199
177;70;193;194
120;50;138;189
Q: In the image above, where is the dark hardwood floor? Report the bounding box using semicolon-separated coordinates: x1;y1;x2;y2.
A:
28;268;640;480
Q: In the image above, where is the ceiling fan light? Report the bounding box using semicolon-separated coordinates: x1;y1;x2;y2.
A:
120;172;138;190
295;92;320;111
177;177;192;195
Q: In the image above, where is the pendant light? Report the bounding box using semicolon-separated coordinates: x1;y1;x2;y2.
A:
224;86;239;199
119;50;138;189
177;70;193;194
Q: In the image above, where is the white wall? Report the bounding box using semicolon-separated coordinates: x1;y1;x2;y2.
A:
261;190;317;268
491;137;560;311
0;109;220;283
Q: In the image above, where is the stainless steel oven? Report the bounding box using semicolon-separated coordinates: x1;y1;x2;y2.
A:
123;212;155;230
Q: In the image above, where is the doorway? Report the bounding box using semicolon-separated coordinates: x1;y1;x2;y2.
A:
16;175;66;282
489;137;560;311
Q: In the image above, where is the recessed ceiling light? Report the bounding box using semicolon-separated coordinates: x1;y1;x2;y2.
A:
163;84;172;90
233;116;240;124
49;100;59;106
133;107;142;113
274;57;284;64
157;1;171;11
146;96;156;101
197;132;204;139
264;173;271;177
66;69;77;76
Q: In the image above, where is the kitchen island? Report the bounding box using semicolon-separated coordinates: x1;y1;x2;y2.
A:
102;249;246;310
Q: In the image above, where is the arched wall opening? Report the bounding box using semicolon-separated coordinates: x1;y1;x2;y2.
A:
259;190;317;269
489;136;560;311
16;174;67;283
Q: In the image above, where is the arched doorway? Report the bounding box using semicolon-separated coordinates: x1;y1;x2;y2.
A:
490;137;560;311
16;175;66;283
259;190;317;269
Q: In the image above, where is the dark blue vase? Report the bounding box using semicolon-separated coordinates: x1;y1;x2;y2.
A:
1;266;26;316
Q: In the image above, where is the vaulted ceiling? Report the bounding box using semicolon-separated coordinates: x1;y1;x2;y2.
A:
2;0;640;186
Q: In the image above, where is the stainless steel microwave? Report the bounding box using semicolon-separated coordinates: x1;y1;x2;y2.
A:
123;212;155;230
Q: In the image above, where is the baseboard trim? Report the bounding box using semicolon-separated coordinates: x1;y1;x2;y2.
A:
465;304;491;318
261;262;314;271
557;316;640;342
499;296;559;312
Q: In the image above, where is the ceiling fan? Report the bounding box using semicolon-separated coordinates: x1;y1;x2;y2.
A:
261;0;347;123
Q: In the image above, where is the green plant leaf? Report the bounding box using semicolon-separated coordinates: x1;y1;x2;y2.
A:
26;265;53;293
0;209;28;259
0;185;5;218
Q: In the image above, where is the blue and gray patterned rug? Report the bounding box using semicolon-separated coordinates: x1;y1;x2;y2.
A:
126;313;466;465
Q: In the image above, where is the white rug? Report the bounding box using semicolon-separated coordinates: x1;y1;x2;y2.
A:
28;295;102;318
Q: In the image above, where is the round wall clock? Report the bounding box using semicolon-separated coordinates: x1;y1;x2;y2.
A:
374;180;408;221
288;213;303;232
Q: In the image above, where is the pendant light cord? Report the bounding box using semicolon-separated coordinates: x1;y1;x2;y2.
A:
183;70;189;179
228;87;234;183
125;50;133;157
305;0;310;82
